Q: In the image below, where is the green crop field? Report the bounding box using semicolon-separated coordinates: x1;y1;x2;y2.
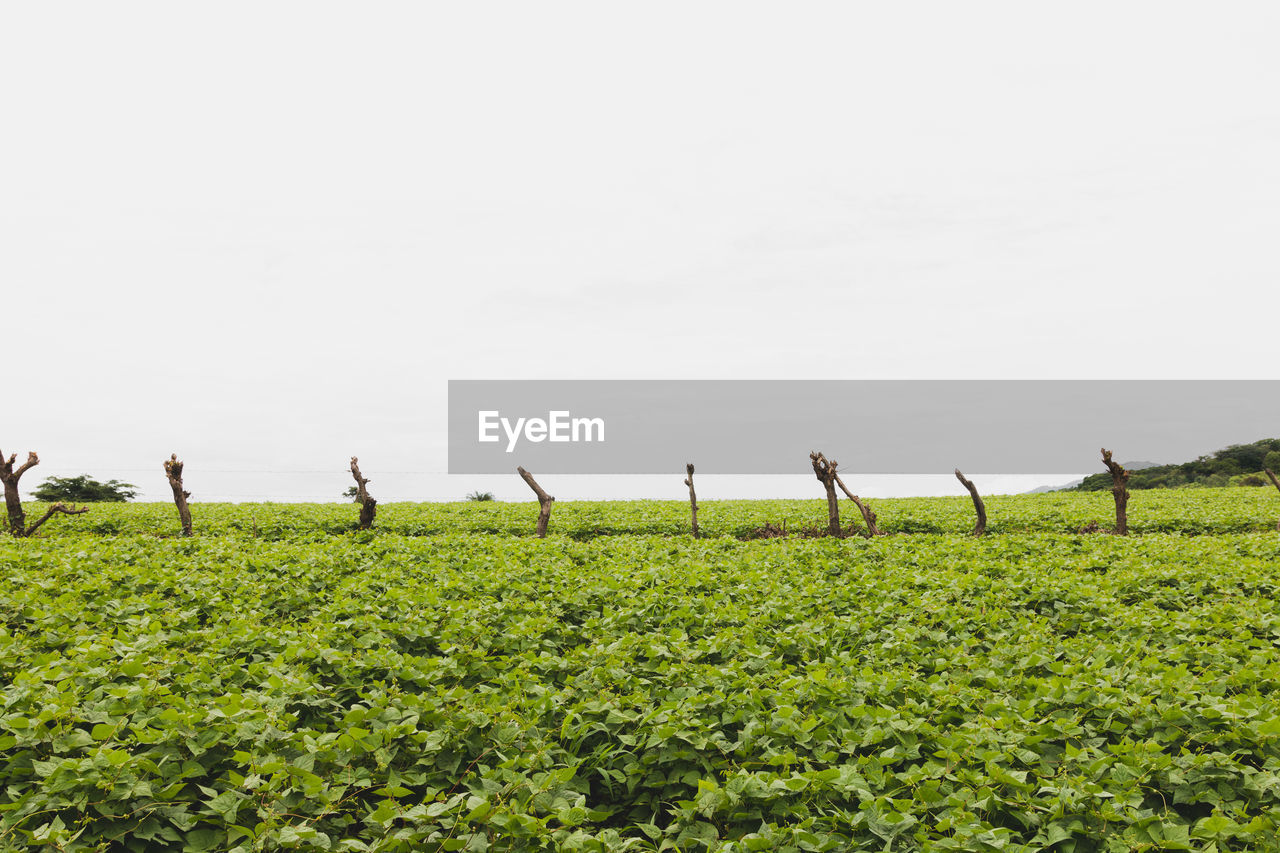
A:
3;489;1280;851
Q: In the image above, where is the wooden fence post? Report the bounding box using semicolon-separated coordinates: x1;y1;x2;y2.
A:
684;463;699;538
517;466;554;537
164;454;193;537
809;452;843;537
0;450;39;536
1;449;89;537
954;469;987;536
1101;448;1129;535
349;457;378;530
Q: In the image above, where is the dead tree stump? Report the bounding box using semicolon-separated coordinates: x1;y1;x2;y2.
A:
1266;469;1280;531
517;466;554;538
834;471;881;537
0;449;88;537
164;454;193;537
1101;448;1130;535
954;469;987;536
810;452;843;537
349;457;377;530
1;450;39;536
684;463;699;538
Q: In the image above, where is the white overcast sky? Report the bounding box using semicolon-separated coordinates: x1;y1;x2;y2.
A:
2;3;1278;501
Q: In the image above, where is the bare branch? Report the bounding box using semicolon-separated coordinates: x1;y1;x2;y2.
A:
683;463;699;538
517;466;554;537
14;451;39;479
954;469;987;536
23;502;89;537
350;456;377;530
833;471;880;537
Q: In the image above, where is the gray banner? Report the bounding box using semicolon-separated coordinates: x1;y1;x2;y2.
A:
448;380;1280;474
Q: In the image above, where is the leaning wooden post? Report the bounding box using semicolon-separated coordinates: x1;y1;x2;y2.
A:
809;452;842;537
163;454;193;537
517;466;554;538
683;463;699;538
349;457;377;530
1266;469;1280;531
833;471;881;537
1100;448;1130;535
954;469;987;536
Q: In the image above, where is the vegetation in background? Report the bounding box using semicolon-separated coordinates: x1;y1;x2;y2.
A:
29;474;137;503
466;490;496;502
1076;438;1280;491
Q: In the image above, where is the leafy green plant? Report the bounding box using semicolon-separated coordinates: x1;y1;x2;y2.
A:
466;490;495;502
3;498;1280;849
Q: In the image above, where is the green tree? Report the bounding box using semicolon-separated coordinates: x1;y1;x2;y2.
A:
1076;438;1280;491
32;475;138;503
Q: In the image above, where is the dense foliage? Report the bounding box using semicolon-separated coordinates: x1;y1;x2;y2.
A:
1076;439;1280;491
3;492;1280;850
30;476;138;504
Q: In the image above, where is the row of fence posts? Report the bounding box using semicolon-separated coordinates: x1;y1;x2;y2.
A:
512;447;1280;540
2;446;1279;539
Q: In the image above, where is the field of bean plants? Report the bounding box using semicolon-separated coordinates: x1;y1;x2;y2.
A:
3;489;1280;851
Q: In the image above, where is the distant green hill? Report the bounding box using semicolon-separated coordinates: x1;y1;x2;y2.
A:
1076;439;1280;491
